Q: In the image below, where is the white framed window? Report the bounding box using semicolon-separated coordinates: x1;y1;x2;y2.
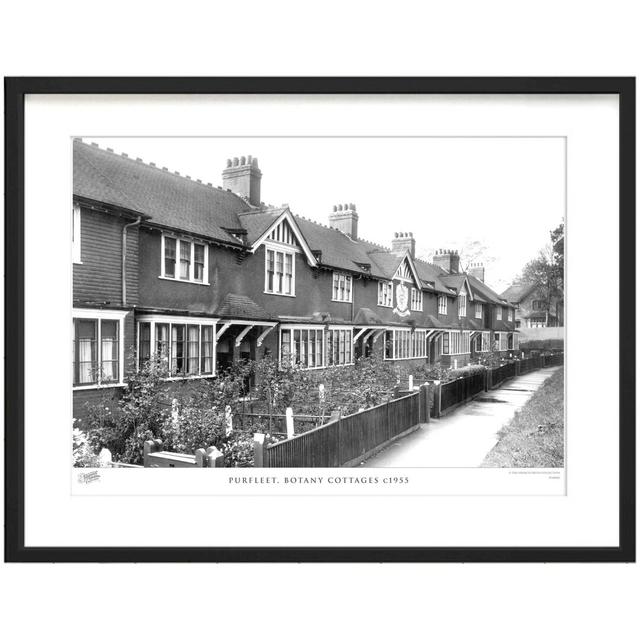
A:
384;329;428;360
73;309;127;388
475;303;482;319
160;234;209;285
508;307;514;321
410;288;423;311
481;331;491;352
265;245;295;296
280;327;324;369
72;204;82;264
326;328;354;366
332;272;353;302
439;330;471;356
438;294;447;315
137;315;217;378
496;306;503;320
494;331;508;351
377;281;393;307
458;290;467;317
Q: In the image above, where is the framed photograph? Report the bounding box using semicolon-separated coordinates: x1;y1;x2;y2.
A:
5;77;635;562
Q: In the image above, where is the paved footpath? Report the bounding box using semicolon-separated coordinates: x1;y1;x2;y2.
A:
363;366;562;468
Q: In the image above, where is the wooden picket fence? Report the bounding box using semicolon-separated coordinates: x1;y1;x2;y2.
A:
256;385;428;468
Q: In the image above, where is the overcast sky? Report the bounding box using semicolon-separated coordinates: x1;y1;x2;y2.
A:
83;136;565;293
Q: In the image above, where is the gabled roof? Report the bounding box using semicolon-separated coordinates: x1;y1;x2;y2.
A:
501;282;538;304
73;139;251;245
467;274;510;306
413;259;453;295
440;274;474;300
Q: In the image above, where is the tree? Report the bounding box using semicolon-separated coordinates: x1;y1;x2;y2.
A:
518;222;564;326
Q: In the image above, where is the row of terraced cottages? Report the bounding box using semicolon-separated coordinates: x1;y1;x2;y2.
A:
72;140;518;421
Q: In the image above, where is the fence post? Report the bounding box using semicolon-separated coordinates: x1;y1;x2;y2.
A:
206;446;225;467
408;374;414;391
194;448;208;467
253;433;266;468
143;439;162;467
433;381;442;418
285;407;295;438
423;384;430;423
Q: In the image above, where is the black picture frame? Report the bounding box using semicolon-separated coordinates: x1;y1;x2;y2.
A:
4;77;635;563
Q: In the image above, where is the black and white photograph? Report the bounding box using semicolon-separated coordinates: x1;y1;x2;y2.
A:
6;78;632;564
72;136;565;472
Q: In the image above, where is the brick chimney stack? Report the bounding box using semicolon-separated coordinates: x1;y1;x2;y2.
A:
222;156;262;206
433;249;460;274
391;232;416;259
329;203;358;239
468;262;485;282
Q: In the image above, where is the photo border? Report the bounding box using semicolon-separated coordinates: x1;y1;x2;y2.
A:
4;77;635;562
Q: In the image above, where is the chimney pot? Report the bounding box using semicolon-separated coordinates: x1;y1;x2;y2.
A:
391;230;416;259
328;201;358;239
222;153;263;205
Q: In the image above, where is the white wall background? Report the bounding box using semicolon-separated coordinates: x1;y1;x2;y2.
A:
1;2;638;640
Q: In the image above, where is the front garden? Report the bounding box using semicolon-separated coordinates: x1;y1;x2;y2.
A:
74;348;543;468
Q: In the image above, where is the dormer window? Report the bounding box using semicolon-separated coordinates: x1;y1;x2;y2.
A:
161;234;209;285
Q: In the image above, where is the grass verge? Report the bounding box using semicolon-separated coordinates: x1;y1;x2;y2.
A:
482;368;564;468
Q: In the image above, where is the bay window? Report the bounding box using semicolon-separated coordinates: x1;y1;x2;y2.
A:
384;329;428;360
280;327;326;369
137;316;216;377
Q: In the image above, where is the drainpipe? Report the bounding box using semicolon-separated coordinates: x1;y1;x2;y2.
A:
122;217;142;306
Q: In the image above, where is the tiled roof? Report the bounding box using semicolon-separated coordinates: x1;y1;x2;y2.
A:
293;216;389;278
73;139;251;245
216;294;274;320
501;282;537;304
353;307;387;325
413;259;452;295
467;274;509;306
238;209;285;244
74;140;510;307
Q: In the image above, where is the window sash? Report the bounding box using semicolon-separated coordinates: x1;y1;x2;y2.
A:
438;295;447;315
475;303;482;319
140;320;215;377
162;236;208;283
458;293;467;317
332;273;353;302
411;289;423;311
73;317;121;386
378;281;392;306
266;248;295;295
